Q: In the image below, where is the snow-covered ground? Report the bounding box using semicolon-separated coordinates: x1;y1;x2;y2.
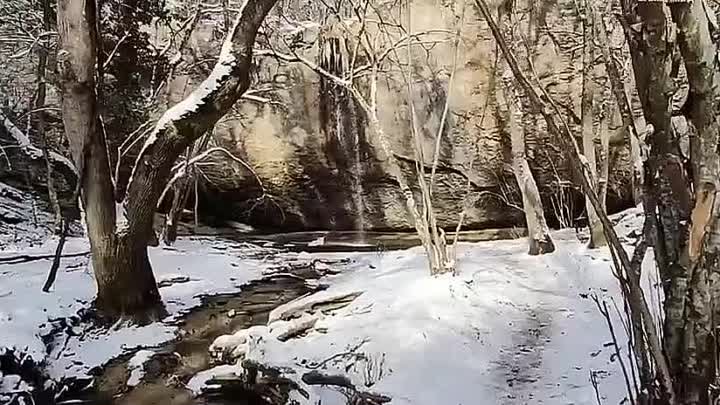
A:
0;205;657;405
197;208;657;405
0;235;281;394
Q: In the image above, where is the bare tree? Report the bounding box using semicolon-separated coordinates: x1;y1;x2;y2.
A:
580;0;606;248
56;0;279;318
264;1;465;274
499;69;554;254
499;3;555;255
33;0;63;234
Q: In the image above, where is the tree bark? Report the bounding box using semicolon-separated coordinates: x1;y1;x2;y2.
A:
58;0;161;318
582;3;606;248
596;95;612;214
503;76;555;255
57;0;278;318
498;4;554;255
666;2;720;403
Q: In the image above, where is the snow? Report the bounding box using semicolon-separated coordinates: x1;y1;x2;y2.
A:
124;0;250;197
1;203;656;404
0;235;271;384
126;350;155;387
201;207;655;405
186;365;243;395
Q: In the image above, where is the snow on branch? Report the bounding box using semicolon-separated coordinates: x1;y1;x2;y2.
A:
121;0;279;238
0;111;77;177
157;146;264;208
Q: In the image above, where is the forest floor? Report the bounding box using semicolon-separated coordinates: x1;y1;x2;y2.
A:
0;203;657;405
194;207;658;405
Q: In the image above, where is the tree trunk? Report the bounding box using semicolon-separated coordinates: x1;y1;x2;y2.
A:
93;234;164;319
592;3;644;205
503;76;555;255
667;1;720;403
596;95;612;213
498;6;554;255
36;0;62;234
57;0;161;318
622;5;693;384
582;4;606;248
162;167;194;245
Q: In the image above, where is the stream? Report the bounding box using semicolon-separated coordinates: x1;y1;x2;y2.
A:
45;227;524;405
55;255;324;405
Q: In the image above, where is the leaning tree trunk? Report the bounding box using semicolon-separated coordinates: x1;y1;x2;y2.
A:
497;7;554;255
503;77;555;255
57;0;278;318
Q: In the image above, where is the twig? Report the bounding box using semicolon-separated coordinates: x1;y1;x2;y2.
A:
590;369;603;405
306;338;369;370
42;221;69;292
102;31;130;69
591;293;637;405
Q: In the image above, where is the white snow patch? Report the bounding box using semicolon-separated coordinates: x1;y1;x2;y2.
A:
126;349;155;387
205;207;655;405
186;365;243;395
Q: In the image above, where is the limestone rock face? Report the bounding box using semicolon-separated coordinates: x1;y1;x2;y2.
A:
170;0;633;231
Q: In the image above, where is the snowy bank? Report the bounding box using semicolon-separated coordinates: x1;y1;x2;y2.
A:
0;236;279;394
199;208;656;405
